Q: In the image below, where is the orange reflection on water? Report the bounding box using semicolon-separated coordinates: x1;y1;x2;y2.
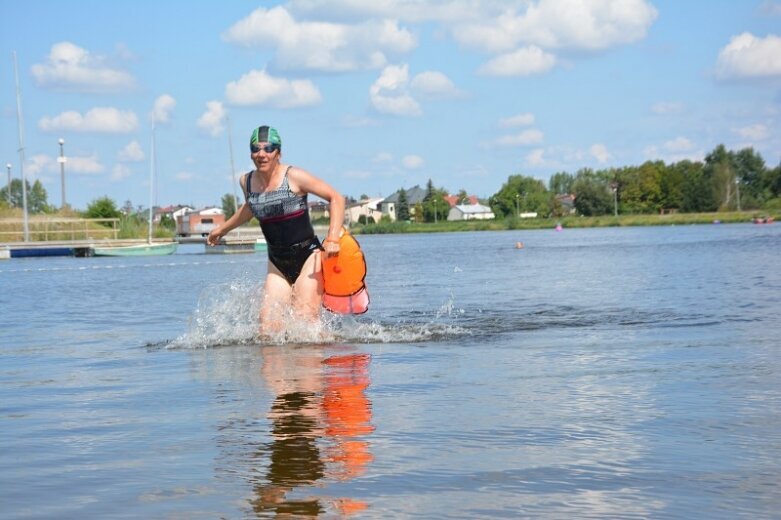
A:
252;347;374;517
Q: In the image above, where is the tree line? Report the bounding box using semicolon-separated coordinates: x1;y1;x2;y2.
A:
490;144;780;218
3;143;779;222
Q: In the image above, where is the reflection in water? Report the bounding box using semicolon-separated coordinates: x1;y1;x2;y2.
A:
251;346;374;517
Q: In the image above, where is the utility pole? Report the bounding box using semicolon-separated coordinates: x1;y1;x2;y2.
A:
13;50;29;241
735;178;741;212
58;138;67;208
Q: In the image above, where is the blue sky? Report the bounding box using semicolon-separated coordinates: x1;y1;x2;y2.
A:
2;0;780;210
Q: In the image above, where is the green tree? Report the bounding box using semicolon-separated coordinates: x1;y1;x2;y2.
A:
421;179;449;222
549;171;575;194
0;178;52;213
221;193;237;219
703;144;737;211
489;174;549;218
659;162;686;210
84;196;122;221
681;165;714;212
733;147;768;208
159;214;175;230
396;188;410;221
621;161;665;213
572;172;612;216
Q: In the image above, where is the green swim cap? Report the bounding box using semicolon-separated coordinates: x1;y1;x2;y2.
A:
250;126;281;147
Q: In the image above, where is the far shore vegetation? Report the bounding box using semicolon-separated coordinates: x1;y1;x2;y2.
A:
1;143;779;242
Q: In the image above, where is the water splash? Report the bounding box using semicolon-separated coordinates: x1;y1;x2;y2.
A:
167;280;471;349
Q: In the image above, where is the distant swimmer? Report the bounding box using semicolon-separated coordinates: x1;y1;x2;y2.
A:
515;242;524;249
207;125;345;336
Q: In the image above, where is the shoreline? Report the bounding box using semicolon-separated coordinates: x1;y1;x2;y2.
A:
352;211;779;235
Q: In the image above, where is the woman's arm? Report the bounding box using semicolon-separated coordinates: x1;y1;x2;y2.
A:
206;203;253;246
207;173;254;246
288;166;345;250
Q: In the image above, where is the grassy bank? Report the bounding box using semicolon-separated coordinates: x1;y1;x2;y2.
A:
353;210;779;235
0;207;174;242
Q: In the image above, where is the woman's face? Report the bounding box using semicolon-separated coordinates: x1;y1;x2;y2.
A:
251;142;280;173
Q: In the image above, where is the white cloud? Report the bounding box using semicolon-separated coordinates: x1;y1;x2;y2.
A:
373;152;393;163
66;155;105;175
39;107;139;133
197;101;227;136
732;124;770;141
225;70;322;108
175;171;195;181
402;155;424;169
644;140;704;163
25;155;54;176
453;0;658;53
651;101;684;115
495;129;544;146
664;137;695;152
151;94;176;124
716;33;781;80
341;115;379;128
410;71;462;99
222;6;415;72
369;64;422;116
112;164;132;181
525;148;546;167
500;113;535;127
478;46;557;76
118;140;145;162
30;41;137;93
590;143;612;163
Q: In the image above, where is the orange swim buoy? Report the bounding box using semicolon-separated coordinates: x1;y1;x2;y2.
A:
322;228;370;314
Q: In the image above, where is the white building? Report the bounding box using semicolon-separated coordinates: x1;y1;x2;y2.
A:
447;203;496;221
346;198;384;225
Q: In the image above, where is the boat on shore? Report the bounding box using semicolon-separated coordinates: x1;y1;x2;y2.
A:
90;121;177;257
753;216;775;224
91;242;177;257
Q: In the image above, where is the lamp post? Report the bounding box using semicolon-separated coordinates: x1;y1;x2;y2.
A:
57;138;67;208
5;163;10;204
735;177;741;212
515;193;520;218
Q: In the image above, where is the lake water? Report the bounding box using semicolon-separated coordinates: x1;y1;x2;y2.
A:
1;224;780;519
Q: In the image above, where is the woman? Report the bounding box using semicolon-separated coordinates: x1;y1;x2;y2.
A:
207;125;345;335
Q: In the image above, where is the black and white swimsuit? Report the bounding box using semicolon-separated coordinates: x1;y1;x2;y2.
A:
245;167;322;284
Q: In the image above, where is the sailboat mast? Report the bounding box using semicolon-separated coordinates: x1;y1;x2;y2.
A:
13;51;30;242
226;115;239;214
148;123;155;244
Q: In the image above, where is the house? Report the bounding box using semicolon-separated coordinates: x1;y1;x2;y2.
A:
154;204;192;224
380;185;428;221
447;203;496;221
346;197;384;225
444;194;478;207
555;194;576;215
176;207;225;236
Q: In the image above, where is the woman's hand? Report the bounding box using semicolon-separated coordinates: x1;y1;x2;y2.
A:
206;227;225;246
323;237;340;257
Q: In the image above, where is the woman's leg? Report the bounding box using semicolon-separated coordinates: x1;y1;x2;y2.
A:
292;250;324;322
260;262;293;336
